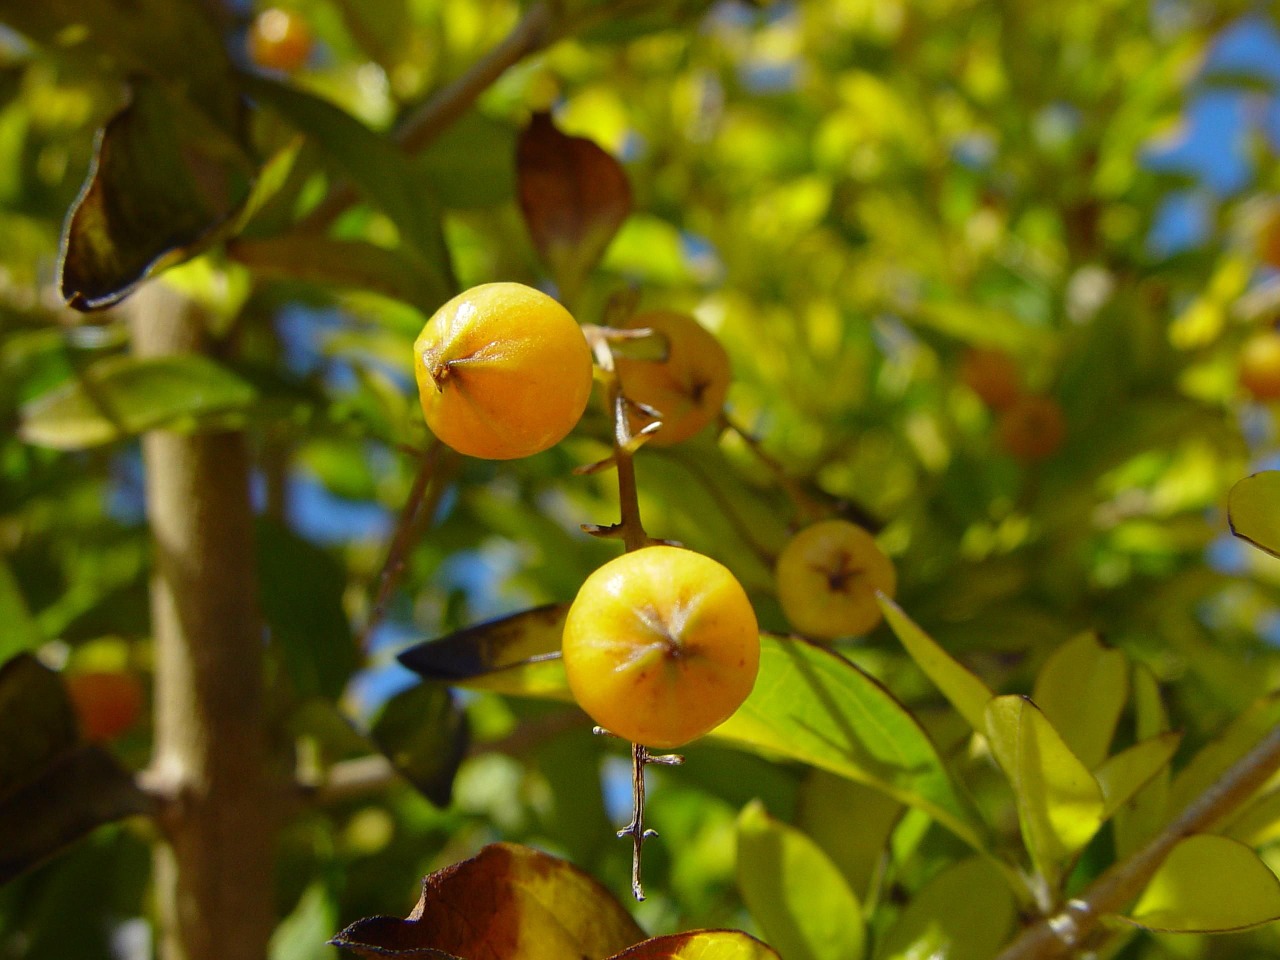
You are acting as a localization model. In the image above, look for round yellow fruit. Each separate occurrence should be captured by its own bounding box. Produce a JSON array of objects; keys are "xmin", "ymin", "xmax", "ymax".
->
[
  {"xmin": 247, "ymin": 8, "xmax": 314, "ymax": 73},
  {"xmin": 1239, "ymin": 330, "xmax": 1280, "ymax": 401},
  {"xmin": 614, "ymin": 311, "xmax": 731, "ymax": 446},
  {"xmin": 562, "ymin": 546, "xmax": 759, "ymax": 749},
  {"xmin": 413, "ymin": 283, "xmax": 593, "ymax": 460},
  {"xmin": 775, "ymin": 520, "xmax": 896, "ymax": 640}
]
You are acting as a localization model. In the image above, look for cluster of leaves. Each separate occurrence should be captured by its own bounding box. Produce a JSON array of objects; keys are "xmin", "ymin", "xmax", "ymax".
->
[{"xmin": 4, "ymin": 0, "xmax": 1280, "ymax": 958}]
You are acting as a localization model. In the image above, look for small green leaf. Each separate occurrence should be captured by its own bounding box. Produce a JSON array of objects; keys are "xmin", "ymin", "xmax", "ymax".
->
[
  {"xmin": 1122, "ymin": 835, "xmax": 1280, "ymax": 933},
  {"xmin": 1228, "ymin": 471, "xmax": 1280, "ymax": 558},
  {"xmin": 1032, "ymin": 632, "xmax": 1128, "ymax": 769},
  {"xmin": 331, "ymin": 842, "xmax": 644, "ymax": 960},
  {"xmin": 228, "ymin": 235, "xmax": 449, "ymax": 308},
  {"xmin": 607, "ymin": 930, "xmax": 782, "ymax": 959},
  {"xmin": 370, "ymin": 683, "xmax": 468, "ymax": 808},
  {"xmin": 255, "ymin": 519, "xmax": 357, "ymax": 701},
  {"xmin": 1226, "ymin": 787, "xmax": 1280, "ymax": 848},
  {"xmin": 878, "ymin": 595, "xmax": 992, "ymax": 733},
  {"xmin": 877, "ymin": 857, "xmax": 1017, "ymax": 960},
  {"xmin": 19, "ymin": 354, "xmax": 257, "ymax": 450},
  {"xmin": 736, "ymin": 800, "xmax": 864, "ymax": 960},
  {"xmin": 59, "ymin": 77, "xmax": 254, "ymax": 310},
  {"xmin": 0, "ymin": 560, "xmax": 43, "ymax": 663},
  {"xmin": 795, "ymin": 771, "xmax": 902, "ymax": 903},
  {"xmin": 984, "ymin": 695, "xmax": 1104, "ymax": 886},
  {"xmin": 1094, "ymin": 732, "xmax": 1181, "ymax": 821}
]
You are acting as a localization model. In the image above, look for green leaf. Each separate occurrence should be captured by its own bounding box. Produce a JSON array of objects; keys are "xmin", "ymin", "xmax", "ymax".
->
[
  {"xmin": 414, "ymin": 111, "xmax": 516, "ymax": 209},
  {"xmin": 398, "ymin": 608, "xmax": 986, "ymax": 849},
  {"xmin": 1228, "ymin": 471, "xmax": 1280, "ymax": 558},
  {"xmin": 271, "ymin": 882, "xmax": 339, "ymax": 960},
  {"xmin": 878, "ymin": 596, "xmax": 992, "ymax": 733},
  {"xmin": 331, "ymin": 842, "xmax": 644, "ymax": 959},
  {"xmin": 255, "ymin": 519, "xmax": 358, "ymax": 701},
  {"xmin": 795, "ymin": 771, "xmax": 902, "ymax": 903},
  {"xmin": 59, "ymin": 77, "xmax": 254, "ymax": 310},
  {"xmin": 0, "ymin": 0, "xmax": 239, "ymax": 130},
  {"xmin": 1169, "ymin": 692, "xmax": 1280, "ymax": 822},
  {"xmin": 736, "ymin": 800, "xmax": 864, "ymax": 960},
  {"xmin": 718, "ymin": 640, "xmax": 985, "ymax": 850},
  {"xmin": 241, "ymin": 74, "xmax": 451, "ymax": 274},
  {"xmin": 370, "ymin": 682, "xmax": 468, "ymax": 808},
  {"xmin": 1114, "ymin": 664, "xmax": 1172, "ymax": 856},
  {"xmin": 1032, "ymin": 632, "xmax": 1128, "ymax": 769},
  {"xmin": 228, "ymin": 235, "xmax": 449, "ymax": 308},
  {"xmin": 984, "ymin": 695, "xmax": 1104, "ymax": 886},
  {"xmin": 1094, "ymin": 732, "xmax": 1181, "ymax": 821},
  {"xmin": 0, "ymin": 559, "xmax": 43, "ymax": 663},
  {"xmin": 1122, "ymin": 835, "xmax": 1280, "ymax": 933},
  {"xmin": 607, "ymin": 930, "xmax": 782, "ymax": 959},
  {"xmin": 876, "ymin": 857, "xmax": 1017, "ymax": 960},
  {"xmin": 20, "ymin": 354, "xmax": 257, "ymax": 450}
]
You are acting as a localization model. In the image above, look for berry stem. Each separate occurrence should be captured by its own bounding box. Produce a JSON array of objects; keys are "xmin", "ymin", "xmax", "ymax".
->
[{"xmin": 583, "ymin": 318, "xmax": 679, "ymax": 899}]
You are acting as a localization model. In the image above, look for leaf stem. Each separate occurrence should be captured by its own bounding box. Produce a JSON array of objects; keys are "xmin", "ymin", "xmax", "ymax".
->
[{"xmin": 995, "ymin": 721, "xmax": 1280, "ymax": 960}]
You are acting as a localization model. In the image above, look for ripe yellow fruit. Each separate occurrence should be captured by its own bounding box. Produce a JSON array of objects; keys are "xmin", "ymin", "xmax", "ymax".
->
[
  {"xmin": 413, "ymin": 283, "xmax": 593, "ymax": 460},
  {"xmin": 562, "ymin": 546, "xmax": 759, "ymax": 749},
  {"xmin": 1239, "ymin": 330, "xmax": 1280, "ymax": 401},
  {"xmin": 614, "ymin": 311, "xmax": 731, "ymax": 446},
  {"xmin": 960, "ymin": 347, "xmax": 1022, "ymax": 411},
  {"xmin": 775, "ymin": 520, "xmax": 896, "ymax": 641},
  {"xmin": 997, "ymin": 394, "xmax": 1066, "ymax": 462},
  {"xmin": 247, "ymin": 8, "xmax": 313, "ymax": 73}
]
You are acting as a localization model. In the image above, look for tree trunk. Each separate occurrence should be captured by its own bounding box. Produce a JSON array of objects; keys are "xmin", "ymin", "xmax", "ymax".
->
[{"xmin": 130, "ymin": 283, "xmax": 276, "ymax": 960}]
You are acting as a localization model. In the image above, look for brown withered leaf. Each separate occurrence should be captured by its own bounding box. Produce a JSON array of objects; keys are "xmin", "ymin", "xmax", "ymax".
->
[
  {"xmin": 331, "ymin": 842, "xmax": 644, "ymax": 959},
  {"xmin": 516, "ymin": 112, "xmax": 632, "ymax": 304}
]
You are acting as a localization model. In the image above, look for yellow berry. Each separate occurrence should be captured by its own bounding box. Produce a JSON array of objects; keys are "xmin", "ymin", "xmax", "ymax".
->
[
  {"xmin": 247, "ymin": 8, "xmax": 313, "ymax": 73},
  {"xmin": 413, "ymin": 283, "xmax": 593, "ymax": 460},
  {"xmin": 562, "ymin": 546, "xmax": 759, "ymax": 749},
  {"xmin": 66, "ymin": 671, "xmax": 145, "ymax": 743},
  {"xmin": 775, "ymin": 520, "xmax": 896, "ymax": 641},
  {"xmin": 1239, "ymin": 330, "xmax": 1280, "ymax": 401},
  {"xmin": 614, "ymin": 311, "xmax": 731, "ymax": 446}
]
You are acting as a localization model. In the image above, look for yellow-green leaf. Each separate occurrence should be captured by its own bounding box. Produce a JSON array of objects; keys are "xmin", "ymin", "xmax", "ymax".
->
[
  {"xmin": 1032, "ymin": 632, "xmax": 1128, "ymax": 769},
  {"xmin": 1094, "ymin": 732, "xmax": 1181, "ymax": 821},
  {"xmin": 607, "ymin": 930, "xmax": 781, "ymax": 959},
  {"xmin": 878, "ymin": 596, "xmax": 992, "ymax": 733},
  {"xmin": 0, "ymin": 561, "xmax": 42, "ymax": 663},
  {"xmin": 1122, "ymin": 835, "xmax": 1280, "ymax": 933},
  {"xmin": 331, "ymin": 842, "xmax": 644, "ymax": 959},
  {"xmin": 1113, "ymin": 665, "xmax": 1171, "ymax": 857},
  {"xmin": 736, "ymin": 800, "xmax": 864, "ymax": 960},
  {"xmin": 1228, "ymin": 471, "xmax": 1280, "ymax": 558},
  {"xmin": 985, "ymin": 696, "xmax": 1104, "ymax": 886},
  {"xmin": 1225, "ymin": 788, "xmax": 1280, "ymax": 848},
  {"xmin": 877, "ymin": 858, "xmax": 1016, "ymax": 960},
  {"xmin": 795, "ymin": 771, "xmax": 902, "ymax": 903},
  {"xmin": 20, "ymin": 354, "xmax": 256, "ymax": 450}
]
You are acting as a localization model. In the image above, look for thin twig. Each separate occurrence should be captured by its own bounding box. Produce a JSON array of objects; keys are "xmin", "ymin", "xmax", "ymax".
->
[
  {"xmin": 299, "ymin": 2, "xmax": 557, "ymax": 234},
  {"xmin": 358, "ymin": 440, "xmax": 452, "ymax": 653},
  {"xmin": 995, "ymin": 721, "xmax": 1280, "ymax": 960}
]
